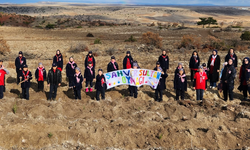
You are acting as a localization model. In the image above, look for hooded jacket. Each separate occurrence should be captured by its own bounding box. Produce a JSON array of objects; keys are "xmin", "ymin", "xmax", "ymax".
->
[
  {"xmin": 225, "ymin": 50, "xmax": 238, "ymax": 68},
  {"xmin": 221, "ymin": 63, "xmax": 236, "ymax": 87}
]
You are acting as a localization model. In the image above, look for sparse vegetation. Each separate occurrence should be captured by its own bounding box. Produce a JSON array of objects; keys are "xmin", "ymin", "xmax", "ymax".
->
[
  {"xmin": 179, "ymin": 35, "xmax": 202, "ymax": 50},
  {"xmin": 45, "ymin": 23, "xmax": 56, "ymax": 29},
  {"xmin": 69, "ymin": 43, "xmax": 89, "ymax": 53},
  {"xmin": 0, "ymin": 38, "xmax": 10, "ymax": 55},
  {"xmin": 157, "ymin": 133, "xmax": 163, "ymax": 139},
  {"xmin": 48, "ymin": 133, "xmax": 53, "ymax": 138},
  {"xmin": 240, "ymin": 31, "xmax": 250, "ymax": 41},
  {"xmin": 125, "ymin": 35, "xmax": 137, "ymax": 42},
  {"xmin": 141, "ymin": 32, "xmax": 162, "ymax": 48},
  {"xmin": 197, "ymin": 17, "xmax": 217, "ymax": 28},
  {"xmin": 13, "ymin": 103, "xmax": 17, "ymax": 114},
  {"xmin": 94, "ymin": 38, "xmax": 101, "ymax": 44}
]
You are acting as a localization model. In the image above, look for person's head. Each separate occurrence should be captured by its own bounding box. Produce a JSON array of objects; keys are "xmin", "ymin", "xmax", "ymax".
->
[
  {"xmin": 23, "ymin": 65, "xmax": 28, "ymax": 71},
  {"xmin": 228, "ymin": 59, "xmax": 233, "ymax": 65},
  {"xmin": 193, "ymin": 51, "xmax": 198, "ymax": 56},
  {"xmin": 111, "ymin": 56, "xmax": 115, "ymax": 62},
  {"xmin": 75, "ymin": 67, "xmax": 81, "ymax": 74},
  {"xmin": 98, "ymin": 69, "xmax": 103, "ymax": 75},
  {"xmin": 69, "ymin": 57, "xmax": 73, "ymax": 62},
  {"xmin": 198, "ymin": 66, "xmax": 203, "ymax": 72},
  {"xmin": 202, "ymin": 63, "xmax": 206, "ymax": 68},
  {"xmin": 229, "ymin": 48, "xmax": 234, "ymax": 54},
  {"xmin": 38, "ymin": 62, "xmax": 43, "ymax": 68},
  {"xmin": 162, "ymin": 50, "xmax": 166, "ymax": 55},
  {"xmin": 244, "ymin": 58, "xmax": 249, "ymax": 65},
  {"xmin": 156, "ymin": 61, "xmax": 160, "ymax": 67},
  {"xmin": 178, "ymin": 62, "xmax": 183, "ymax": 68},
  {"xmin": 212, "ymin": 50, "xmax": 217, "ymax": 55},
  {"xmin": 179, "ymin": 68, "xmax": 184, "ymax": 75},
  {"xmin": 52, "ymin": 63, "xmax": 57, "ymax": 70},
  {"xmin": 133, "ymin": 61, "xmax": 138, "ymax": 69},
  {"xmin": 88, "ymin": 61, "xmax": 92, "ymax": 67},
  {"xmin": 0, "ymin": 60, "xmax": 3, "ymax": 66},
  {"xmin": 56, "ymin": 50, "xmax": 60, "ymax": 55},
  {"xmin": 126, "ymin": 51, "xmax": 130, "ymax": 56},
  {"xmin": 88, "ymin": 51, "xmax": 92, "ymax": 56},
  {"xmin": 19, "ymin": 51, "xmax": 23, "ymax": 57}
]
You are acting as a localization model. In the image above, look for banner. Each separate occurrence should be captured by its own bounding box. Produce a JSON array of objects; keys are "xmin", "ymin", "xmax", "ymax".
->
[{"xmin": 104, "ymin": 69, "xmax": 161, "ymax": 89}]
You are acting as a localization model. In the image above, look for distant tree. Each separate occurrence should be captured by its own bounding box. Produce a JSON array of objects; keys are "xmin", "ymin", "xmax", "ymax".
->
[
  {"xmin": 197, "ymin": 18, "xmax": 208, "ymax": 28},
  {"xmin": 240, "ymin": 31, "xmax": 250, "ymax": 41}
]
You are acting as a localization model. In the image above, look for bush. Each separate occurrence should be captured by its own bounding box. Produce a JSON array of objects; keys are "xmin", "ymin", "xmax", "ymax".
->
[
  {"xmin": 106, "ymin": 47, "xmax": 118, "ymax": 56},
  {"xmin": 240, "ymin": 31, "xmax": 250, "ymax": 41},
  {"xmin": 208, "ymin": 35, "xmax": 225, "ymax": 50},
  {"xmin": 125, "ymin": 35, "xmax": 137, "ymax": 42},
  {"xmin": 69, "ymin": 43, "xmax": 89, "ymax": 53},
  {"xmin": 0, "ymin": 38, "xmax": 10, "ymax": 55},
  {"xmin": 141, "ymin": 32, "xmax": 162, "ymax": 48},
  {"xmin": 86, "ymin": 33, "xmax": 94, "ymax": 37},
  {"xmin": 45, "ymin": 23, "xmax": 56, "ymax": 29},
  {"xmin": 179, "ymin": 35, "xmax": 202, "ymax": 50},
  {"xmin": 94, "ymin": 38, "xmax": 101, "ymax": 44}
]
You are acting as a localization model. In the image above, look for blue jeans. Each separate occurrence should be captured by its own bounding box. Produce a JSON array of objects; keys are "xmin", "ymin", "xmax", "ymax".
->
[
  {"xmin": 0, "ymin": 86, "xmax": 3, "ymax": 99},
  {"xmin": 210, "ymin": 82, "xmax": 216, "ymax": 87},
  {"xmin": 22, "ymin": 87, "xmax": 29, "ymax": 100},
  {"xmin": 49, "ymin": 84, "xmax": 58, "ymax": 100},
  {"xmin": 196, "ymin": 89, "xmax": 204, "ymax": 100}
]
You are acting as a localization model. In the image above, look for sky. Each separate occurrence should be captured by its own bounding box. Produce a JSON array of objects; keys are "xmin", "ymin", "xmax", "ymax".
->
[{"xmin": 0, "ymin": 0, "xmax": 250, "ymax": 6}]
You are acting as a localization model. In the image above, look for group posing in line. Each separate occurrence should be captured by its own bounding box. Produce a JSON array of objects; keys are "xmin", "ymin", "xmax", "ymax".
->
[{"xmin": 0, "ymin": 48, "xmax": 249, "ymax": 102}]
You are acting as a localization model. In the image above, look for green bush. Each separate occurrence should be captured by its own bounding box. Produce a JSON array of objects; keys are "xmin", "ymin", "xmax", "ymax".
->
[
  {"xmin": 45, "ymin": 23, "xmax": 55, "ymax": 29},
  {"xmin": 125, "ymin": 35, "xmax": 137, "ymax": 42},
  {"xmin": 94, "ymin": 38, "xmax": 101, "ymax": 44},
  {"xmin": 240, "ymin": 31, "xmax": 250, "ymax": 41}
]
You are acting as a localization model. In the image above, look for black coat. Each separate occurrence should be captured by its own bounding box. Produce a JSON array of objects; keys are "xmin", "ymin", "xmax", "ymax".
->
[
  {"xmin": 107, "ymin": 62, "xmax": 119, "ymax": 72},
  {"xmin": 20, "ymin": 70, "xmax": 32, "ymax": 88},
  {"xmin": 66, "ymin": 62, "xmax": 77, "ymax": 77},
  {"xmin": 221, "ymin": 65, "xmax": 236, "ymax": 87},
  {"xmin": 85, "ymin": 55, "xmax": 96, "ymax": 68},
  {"xmin": 207, "ymin": 55, "xmax": 221, "ymax": 82},
  {"xmin": 35, "ymin": 68, "xmax": 46, "ymax": 81},
  {"xmin": 84, "ymin": 67, "xmax": 95, "ymax": 81},
  {"xmin": 15, "ymin": 57, "xmax": 26, "ymax": 71},
  {"xmin": 240, "ymin": 63, "xmax": 250, "ymax": 85},
  {"xmin": 158, "ymin": 55, "xmax": 169, "ymax": 70},
  {"xmin": 95, "ymin": 74, "xmax": 106, "ymax": 90},
  {"xmin": 53, "ymin": 54, "xmax": 63, "ymax": 69},
  {"xmin": 73, "ymin": 73, "xmax": 83, "ymax": 90},
  {"xmin": 153, "ymin": 67, "xmax": 168, "ymax": 90},
  {"xmin": 174, "ymin": 74, "xmax": 187, "ymax": 91},
  {"xmin": 174, "ymin": 67, "xmax": 185, "ymax": 76},
  {"xmin": 123, "ymin": 56, "xmax": 133, "ymax": 69},
  {"xmin": 189, "ymin": 56, "xmax": 200, "ymax": 69},
  {"xmin": 225, "ymin": 53, "xmax": 238, "ymax": 68},
  {"xmin": 47, "ymin": 69, "xmax": 62, "ymax": 85}
]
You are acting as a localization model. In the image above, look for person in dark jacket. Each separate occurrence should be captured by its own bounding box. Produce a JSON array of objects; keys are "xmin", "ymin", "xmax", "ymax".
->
[
  {"xmin": 47, "ymin": 63, "xmax": 62, "ymax": 101},
  {"xmin": 239, "ymin": 57, "xmax": 250, "ymax": 100},
  {"xmin": 15, "ymin": 51, "xmax": 26, "ymax": 84},
  {"xmin": 66, "ymin": 57, "xmax": 77, "ymax": 89},
  {"xmin": 84, "ymin": 61, "xmax": 95, "ymax": 92},
  {"xmin": 225, "ymin": 48, "xmax": 237, "ymax": 69},
  {"xmin": 207, "ymin": 50, "xmax": 221, "ymax": 89},
  {"xmin": 35, "ymin": 63, "xmax": 46, "ymax": 92},
  {"xmin": 221, "ymin": 58, "xmax": 236, "ymax": 101},
  {"xmin": 129, "ymin": 61, "xmax": 140, "ymax": 98},
  {"xmin": 154, "ymin": 62, "xmax": 168, "ymax": 102},
  {"xmin": 73, "ymin": 67, "xmax": 83, "ymax": 100},
  {"xmin": 0, "ymin": 60, "xmax": 6, "ymax": 92},
  {"xmin": 95, "ymin": 69, "xmax": 106, "ymax": 101},
  {"xmin": 53, "ymin": 50, "xmax": 63, "ymax": 72},
  {"xmin": 85, "ymin": 51, "xmax": 96, "ymax": 69},
  {"xmin": 107, "ymin": 56, "xmax": 119, "ymax": 72},
  {"xmin": 0, "ymin": 64, "xmax": 9, "ymax": 99},
  {"xmin": 174, "ymin": 68, "xmax": 187, "ymax": 100},
  {"xmin": 158, "ymin": 50, "xmax": 169, "ymax": 73},
  {"xmin": 174, "ymin": 63, "xmax": 185, "ymax": 76},
  {"xmin": 189, "ymin": 51, "xmax": 200, "ymax": 82},
  {"xmin": 123, "ymin": 51, "xmax": 133, "ymax": 69},
  {"xmin": 20, "ymin": 65, "xmax": 32, "ymax": 100}
]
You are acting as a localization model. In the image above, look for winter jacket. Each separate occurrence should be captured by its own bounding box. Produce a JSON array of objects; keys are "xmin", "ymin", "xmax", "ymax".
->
[
  {"xmin": 174, "ymin": 67, "xmax": 186, "ymax": 76},
  {"xmin": 66, "ymin": 62, "xmax": 77, "ymax": 77},
  {"xmin": 239, "ymin": 57, "xmax": 250, "ymax": 86},
  {"xmin": 154, "ymin": 67, "xmax": 168, "ymax": 90},
  {"xmin": 221, "ymin": 64, "xmax": 236, "ymax": 87},
  {"xmin": 20, "ymin": 70, "xmax": 32, "ymax": 89},
  {"xmin": 189, "ymin": 55, "xmax": 200, "ymax": 70},
  {"xmin": 84, "ymin": 67, "xmax": 95, "ymax": 81},
  {"xmin": 15, "ymin": 56, "xmax": 26, "ymax": 71},
  {"xmin": 53, "ymin": 54, "xmax": 63, "ymax": 69},
  {"xmin": 107, "ymin": 62, "xmax": 119, "ymax": 72},
  {"xmin": 225, "ymin": 52, "xmax": 238, "ymax": 68},
  {"xmin": 174, "ymin": 73, "xmax": 187, "ymax": 91},
  {"xmin": 85, "ymin": 55, "xmax": 96, "ymax": 68},
  {"xmin": 35, "ymin": 67, "xmax": 46, "ymax": 82},
  {"xmin": 0, "ymin": 69, "xmax": 9, "ymax": 86},
  {"xmin": 123, "ymin": 55, "xmax": 133, "ymax": 69},
  {"xmin": 47, "ymin": 68, "xmax": 62, "ymax": 85},
  {"xmin": 207, "ymin": 55, "xmax": 221, "ymax": 82},
  {"xmin": 95, "ymin": 74, "xmax": 106, "ymax": 91},
  {"xmin": 193, "ymin": 71, "xmax": 208, "ymax": 90},
  {"xmin": 158, "ymin": 54, "xmax": 169, "ymax": 70},
  {"xmin": 73, "ymin": 73, "xmax": 83, "ymax": 90}
]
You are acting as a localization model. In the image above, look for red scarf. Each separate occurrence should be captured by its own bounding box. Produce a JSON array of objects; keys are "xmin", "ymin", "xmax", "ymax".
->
[
  {"xmin": 22, "ymin": 71, "xmax": 30, "ymax": 80},
  {"xmin": 55, "ymin": 54, "xmax": 61, "ymax": 62},
  {"xmin": 162, "ymin": 55, "xmax": 166, "ymax": 59},
  {"xmin": 19, "ymin": 57, "xmax": 23, "ymax": 65},
  {"xmin": 38, "ymin": 67, "xmax": 44, "ymax": 81},
  {"xmin": 126, "ymin": 58, "xmax": 131, "ymax": 69},
  {"xmin": 87, "ymin": 66, "xmax": 93, "ymax": 75},
  {"xmin": 101, "ymin": 77, "xmax": 105, "ymax": 87}
]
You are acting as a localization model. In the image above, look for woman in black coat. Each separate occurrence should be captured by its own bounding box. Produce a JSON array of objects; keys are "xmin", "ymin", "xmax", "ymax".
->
[
  {"xmin": 107, "ymin": 56, "xmax": 119, "ymax": 72},
  {"xmin": 84, "ymin": 51, "xmax": 96, "ymax": 69},
  {"xmin": 174, "ymin": 68, "xmax": 187, "ymax": 100},
  {"xmin": 225, "ymin": 48, "xmax": 237, "ymax": 69},
  {"xmin": 66, "ymin": 57, "xmax": 78, "ymax": 89},
  {"xmin": 207, "ymin": 50, "xmax": 221, "ymax": 89},
  {"xmin": 189, "ymin": 51, "xmax": 200, "ymax": 82},
  {"xmin": 158, "ymin": 50, "xmax": 169, "ymax": 73},
  {"xmin": 174, "ymin": 63, "xmax": 185, "ymax": 77},
  {"xmin": 95, "ymin": 69, "xmax": 106, "ymax": 101},
  {"xmin": 53, "ymin": 50, "xmax": 63, "ymax": 72},
  {"xmin": 123, "ymin": 51, "xmax": 133, "ymax": 69},
  {"xmin": 221, "ymin": 58, "xmax": 236, "ymax": 101},
  {"xmin": 239, "ymin": 57, "xmax": 250, "ymax": 100},
  {"xmin": 154, "ymin": 62, "xmax": 168, "ymax": 102}
]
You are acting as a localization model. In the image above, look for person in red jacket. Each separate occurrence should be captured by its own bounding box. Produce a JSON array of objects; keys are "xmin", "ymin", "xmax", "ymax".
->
[
  {"xmin": 193, "ymin": 66, "xmax": 208, "ymax": 101},
  {"xmin": 0, "ymin": 62, "xmax": 9, "ymax": 99},
  {"xmin": 35, "ymin": 63, "xmax": 46, "ymax": 92}
]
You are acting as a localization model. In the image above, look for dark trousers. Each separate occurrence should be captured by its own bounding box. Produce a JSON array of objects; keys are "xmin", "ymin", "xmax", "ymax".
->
[
  {"xmin": 96, "ymin": 88, "xmax": 105, "ymax": 101},
  {"xmin": 176, "ymin": 89, "xmax": 185, "ymax": 100},
  {"xmin": 3, "ymin": 76, "xmax": 5, "ymax": 92},
  {"xmin": 0, "ymin": 86, "xmax": 3, "ymax": 99},
  {"xmin": 68, "ymin": 76, "xmax": 74, "ymax": 88},
  {"xmin": 223, "ymin": 85, "xmax": 234, "ymax": 101},
  {"xmin": 38, "ymin": 81, "xmax": 44, "ymax": 91},
  {"xmin": 129, "ymin": 86, "xmax": 138, "ymax": 98},
  {"xmin": 196, "ymin": 89, "xmax": 204, "ymax": 100},
  {"xmin": 86, "ymin": 80, "xmax": 93, "ymax": 88},
  {"xmin": 155, "ymin": 89, "xmax": 163, "ymax": 101},
  {"xmin": 16, "ymin": 69, "xmax": 22, "ymax": 84},
  {"xmin": 210, "ymin": 81, "xmax": 216, "ymax": 87},
  {"xmin": 190, "ymin": 70, "xmax": 196, "ymax": 82},
  {"xmin": 22, "ymin": 87, "xmax": 29, "ymax": 100},
  {"xmin": 163, "ymin": 68, "xmax": 167, "ymax": 74},
  {"xmin": 242, "ymin": 85, "xmax": 250, "ymax": 98},
  {"xmin": 74, "ymin": 89, "xmax": 81, "ymax": 100},
  {"xmin": 49, "ymin": 84, "xmax": 58, "ymax": 100}
]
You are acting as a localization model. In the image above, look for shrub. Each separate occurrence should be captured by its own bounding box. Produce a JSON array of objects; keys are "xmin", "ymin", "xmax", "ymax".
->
[
  {"xmin": 48, "ymin": 133, "xmax": 53, "ymax": 138},
  {"xmin": 106, "ymin": 47, "xmax": 117, "ymax": 56},
  {"xmin": 69, "ymin": 43, "xmax": 89, "ymax": 53},
  {"xmin": 179, "ymin": 35, "xmax": 202, "ymax": 50},
  {"xmin": 86, "ymin": 33, "xmax": 94, "ymax": 37},
  {"xmin": 208, "ymin": 35, "xmax": 225, "ymax": 50},
  {"xmin": 45, "ymin": 23, "xmax": 55, "ymax": 29},
  {"xmin": 141, "ymin": 32, "xmax": 162, "ymax": 48},
  {"xmin": 125, "ymin": 35, "xmax": 137, "ymax": 42},
  {"xmin": 0, "ymin": 38, "xmax": 10, "ymax": 55},
  {"xmin": 94, "ymin": 38, "xmax": 101, "ymax": 44},
  {"xmin": 240, "ymin": 31, "xmax": 250, "ymax": 41},
  {"xmin": 236, "ymin": 45, "xmax": 248, "ymax": 51}
]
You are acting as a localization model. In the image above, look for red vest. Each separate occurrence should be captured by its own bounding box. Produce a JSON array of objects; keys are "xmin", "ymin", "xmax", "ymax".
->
[{"xmin": 0, "ymin": 70, "xmax": 6, "ymax": 86}]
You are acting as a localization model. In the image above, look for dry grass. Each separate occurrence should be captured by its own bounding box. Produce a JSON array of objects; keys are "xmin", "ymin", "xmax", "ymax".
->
[
  {"xmin": 141, "ymin": 31, "xmax": 162, "ymax": 48},
  {"xmin": 0, "ymin": 38, "xmax": 10, "ymax": 55}
]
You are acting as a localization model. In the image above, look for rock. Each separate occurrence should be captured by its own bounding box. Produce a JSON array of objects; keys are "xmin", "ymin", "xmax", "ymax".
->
[
  {"xmin": 187, "ymin": 129, "xmax": 196, "ymax": 136},
  {"xmin": 182, "ymin": 116, "xmax": 188, "ymax": 121}
]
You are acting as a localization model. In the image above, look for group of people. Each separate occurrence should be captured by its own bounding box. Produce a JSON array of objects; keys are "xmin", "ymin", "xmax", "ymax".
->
[{"xmin": 0, "ymin": 48, "xmax": 249, "ymax": 102}]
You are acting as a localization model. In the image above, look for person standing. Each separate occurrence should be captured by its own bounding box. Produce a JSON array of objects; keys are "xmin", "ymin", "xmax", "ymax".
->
[
  {"xmin": 20, "ymin": 65, "xmax": 32, "ymax": 100},
  {"xmin": 73, "ymin": 67, "xmax": 83, "ymax": 100},
  {"xmin": 154, "ymin": 62, "xmax": 168, "ymax": 102},
  {"xmin": 174, "ymin": 62, "xmax": 185, "ymax": 77},
  {"xmin": 158, "ymin": 50, "xmax": 169, "ymax": 73},
  {"xmin": 53, "ymin": 50, "xmax": 63, "ymax": 72},
  {"xmin": 84, "ymin": 61, "xmax": 95, "ymax": 92},
  {"xmin": 189, "ymin": 51, "xmax": 200, "ymax": 82},
  {"xmin": 35, "ymin": 63, "xmax": 46, "ymax": 92},
  {"xmin": 129, "ymin": 61, "xmax": 140, "ymax": 98},
  {"xmin": 66, "ymin": 57, "xmax": 77, "ymax": 89},
  {"xmin": 85, "ymin": 51, "xmax": 96, "ymax": 69},
  {"xmin": 15, "ymin": 51, "xmax": 26, "ymax": 84},
  {"xmin": 123, "ymin": 51, "xmax": 133, "ymax": 69},
  {"xmin": 95, "ymin": 69, "xmax": 106, "ymax": 101},
  {"xmin": 107, "ymin": 56, "xmax": 119, "ymax": 72},
  {"xmin": 0, "ymin": 60, "xmax": 6, "ymax": 92},
  {"xmin": 0, "ymin": 64, "xmax": 9, "ymax": 99},
  {"xmin": 239, "ymin": 57, "xmax": 250, "ymax": 100},
  {"xmin": 193, "ymin": 66, "xmax": 208, "ymax": 101},
  {"xmin": 225, "ymin": 48, "xmax": 237, "ymax": 70},
  {"xmin": 174, "ymin": 68, "xmax": 187, "ymax": 100},
  {"xmin": 47, "ymin": 63, "xmax": 62, "ymax": 101},
  {"xmin": 207, "ymin": 50, "xmax": 221, "ymax": 89},
  {"xmin": 221, "ymin": 59, "xmax": 236, "ymax": 101}
]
